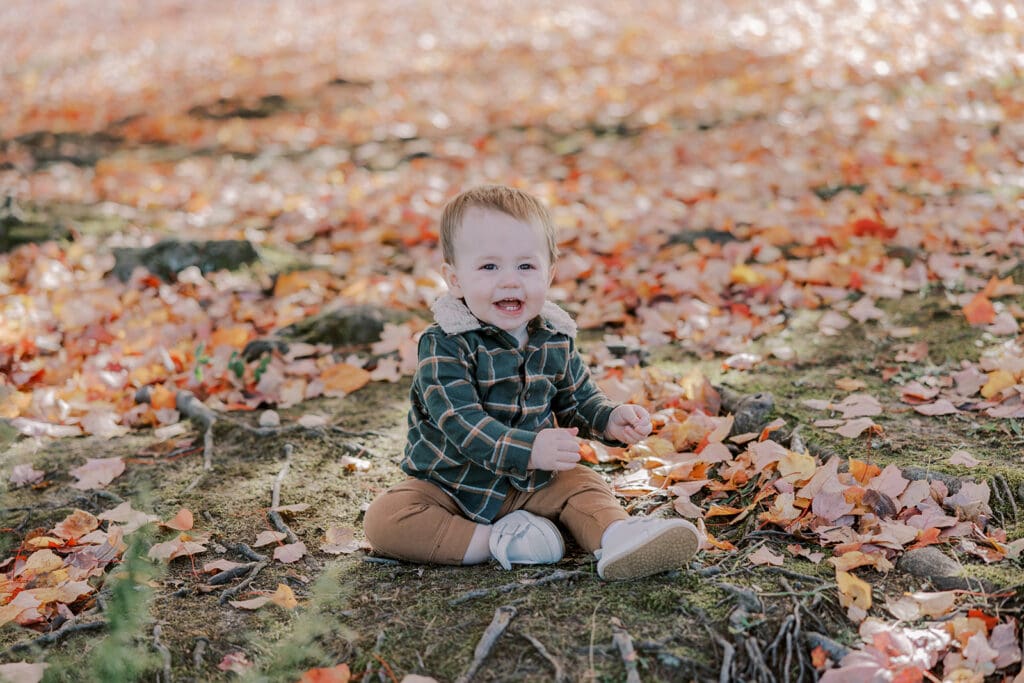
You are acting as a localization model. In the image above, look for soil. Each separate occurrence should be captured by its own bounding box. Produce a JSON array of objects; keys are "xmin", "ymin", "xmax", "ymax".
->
[{"xmin": 3, "ymin": 293, "xmax": 1022, "ymax": 682}]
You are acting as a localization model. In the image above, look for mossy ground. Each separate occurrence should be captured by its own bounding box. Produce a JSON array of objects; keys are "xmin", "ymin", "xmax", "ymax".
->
[{"xmin": 2, "ymin": 294, "xmax": 1023, "ymax": 682}]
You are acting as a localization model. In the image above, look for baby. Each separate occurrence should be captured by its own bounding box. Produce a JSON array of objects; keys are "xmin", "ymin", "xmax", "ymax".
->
[{"xmin": 364, "ymin": 185, "xmax": 700, "ymax": 579}]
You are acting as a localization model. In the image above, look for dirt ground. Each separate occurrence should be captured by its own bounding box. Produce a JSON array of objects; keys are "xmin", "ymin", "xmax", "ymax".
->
[{"xmin": 2, "ymin": 290, "xmax": 1022, "ymax": 682}]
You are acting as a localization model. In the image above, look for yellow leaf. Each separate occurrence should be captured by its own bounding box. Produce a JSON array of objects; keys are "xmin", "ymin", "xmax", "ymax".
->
[
  {"xmin": 980, "ymin": 369, "xmax": 1015, "ymax": 399},
  {"xmin": 836, "ymin": 570, "xmax": 872, "ymax": 610},
  {"xmin": 730, "ymin": 264, "xmax": 765, "ymax": 286},
  {"xmin": 777, "ymin": 450, "xmax": 817, "ymax": 485},
  {"xmin": 270, "ymin": 583, "xmax": 298, "ymax": 610}
]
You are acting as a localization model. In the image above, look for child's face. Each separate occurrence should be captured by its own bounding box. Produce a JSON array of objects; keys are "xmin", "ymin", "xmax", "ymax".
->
[{"xmin": 441, "ymin": 207, "xmax": 554, "ymax": 339}]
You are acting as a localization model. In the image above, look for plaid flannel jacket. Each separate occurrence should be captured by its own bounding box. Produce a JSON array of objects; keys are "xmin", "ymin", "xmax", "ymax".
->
[{"xmin": 402, "ymin": 294, "xmax": 620, "ymax": 523}]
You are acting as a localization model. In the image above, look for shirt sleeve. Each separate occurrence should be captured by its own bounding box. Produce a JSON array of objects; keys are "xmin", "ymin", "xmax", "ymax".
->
[
  {"xmin": 552, "ymin": 338, "xmax": 620, "ymax": 443},
  {"xmin": 415, "ymin": 331, "xmax": 536, "ymax": 477}
]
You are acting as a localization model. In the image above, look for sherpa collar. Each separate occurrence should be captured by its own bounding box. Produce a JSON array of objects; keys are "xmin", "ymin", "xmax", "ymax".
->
[{"xmin": 431, "ymin": 294, "xmax": 578, "ymax": 338}]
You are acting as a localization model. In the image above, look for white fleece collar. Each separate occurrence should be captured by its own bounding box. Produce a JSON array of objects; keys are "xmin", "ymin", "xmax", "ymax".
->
[{"xmin": 430, "ymin": 293, "xmax": 578, "ymax": 338}]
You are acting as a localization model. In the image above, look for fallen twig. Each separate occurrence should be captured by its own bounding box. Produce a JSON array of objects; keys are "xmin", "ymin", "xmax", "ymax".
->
[
  {"xmin": 207, "ymin": 562, "xmax": 258, "ymax": 586},
  {"xmin": 231, "ymin": 543, "xmax": 268, "ymax": 562},
  {"xmin": 456, "ymin": 605, "xmax": 517, "ymax": 683},
  {"xmin": 448, "ymin": 569, "xmax": 584, "ymax": 605},
  {"xmin": 153, "ymin": 624, "xmax": 172, "ymax": 682},
  {"xmin": 519, "ymin": 631, "xmax": 566, "ymax": 683},
  {"xmin": 610, "ymin": 617, "xmax": 642, "ymax": 683},
  {"xmin": 218, "ymin": 560, "xmax": 270, "ymax": 605},
  {"xmin": 192, "ymin": 636, "xmax": 208, "ymax": 670},
  {"xmin": 5, "ymin": 619, "xmax": 107, "ymax": 656},
  {"xmin": 708, "ymin": 629, "xmax": 735, "ymax": 683},
  {"xmin": 362, "ymin": 556, "xmax": 401, "ymax": 566},
  {"xmin": 268, "ymin": 444, "xmax": 299, "ymax": 544}
]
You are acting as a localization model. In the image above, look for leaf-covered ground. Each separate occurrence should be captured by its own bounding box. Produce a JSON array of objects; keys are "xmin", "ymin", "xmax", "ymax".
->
[{"xmin": 2, "ymin": 1, "xmax": 1024, "ymax": 681}]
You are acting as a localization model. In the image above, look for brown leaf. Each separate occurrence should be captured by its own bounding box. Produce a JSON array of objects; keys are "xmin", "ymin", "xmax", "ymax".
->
[
  {"xmin": 9, "ymin": 463, "xmax": 44, "ymax": 487},
  {"xmin": 321, "ymin": 363, "xmax": 371, "ymax": 396},
  {"xmin": 273, "ymin": 541, "xmax": 307, "ymax": 564},
  {"xmin": 253, "ymin": 530, "xmax": 287, "ymax": 547},
  {"xmin": 51, "ymin": 509, "xmax": 99, "ymax": 540},
  {"xmin": 229, "ymin": 595, "xmax": 270, "ymax": 610},
  {"xmin": 0, "ymin": 662, "xmax": 49, "ymax": 683},
  {"xmin": 748, "ymin": 546, "xmax": 784, "ymax": 566},
  {"xmin": 269, "ymin": 583, "xmax": 298, "ymax": 609},
  {"xmin": 162, "ymin": 508, "xmax": 194, "ymax": 531},
  {"xmin": 69, "ymin": 457, "xmax": 125, "ymax": 490},
  {"xmin": 298, "ymin": 664, "xmax": 352, "ymax": 683},
  {"xmin": 148, "ymin": 535, "xmax": 208, "ymax": 562}
]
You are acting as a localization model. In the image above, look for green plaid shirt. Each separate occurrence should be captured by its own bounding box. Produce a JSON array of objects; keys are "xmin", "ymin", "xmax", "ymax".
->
[{"xmin": 402, "ymin": 295, "xmax": 620, "ymax": 523}]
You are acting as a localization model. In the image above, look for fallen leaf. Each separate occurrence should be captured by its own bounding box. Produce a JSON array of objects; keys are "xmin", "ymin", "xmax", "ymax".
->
[
  {"xmin": 836, "ymin": 570, "xmax": 872, "ymax": 611},
  {"xmin": 269, "ymin": 583, "xmax": 298, "ymax": 609},
  {"xmin": 298, "ymin": 664, "xmax": 352, "ymax": 683},
  {"xmin": 748, "ymin": 546, "xmax": 785, "ymax": 566},
  {"xmin": 51, "ymin": 509, "xmax": 99, "ymax": 540},
  {"xmin": 217, "ymin": 652, "xmax": 254, "ymax": 673},
  {"xmin": 963, "ymin": 292, "xmax": 996, "ymax": 325},
  {"xmin": 340, "ymin": 455, "xmax": 371, "ymax": 472},
  {"xmin": 273, "ymin": 541, "xmax": 307, "ymax": 563},
  {"xmin": 835, "ymin": 418, "xmax": 879, "ymax": 438},
  {"xmin": 835, "ymin": 377, "xmax": 867, "ymax": 392},
  {"xmin": 203, "ymin": 559, "xmax": 247, "ymax": 574},
  {"xmin": 321, "ymin": 527, "xmax": 364, "ymax": 555},
  {"xmin": 148, "ymin": 535, "xmax": 208, "ymax": 562},
  {"xmin": 229, "ymin": 595, "xmax": 271, "ymax": 610},
  {"xmin": 69, "ymin": 457, "xmax": 125, "ymax": 490},
  {"xmin": 254, "ymin": 530, "xmax": 287, "ymax": 547},
  {"xmin": 913, "ymin": 399, "xmax": 960, "ymax": 416},
  {"xmin": 162, "ymin": 508, "xmax": 194, "ymax": 531},
  {"xmin": 9, "ymin": 464, "xmax": 44, "ymax": 487},
  {"xmin": 0, "ymin": 662, "xmax": 49, "ymax": 683},
  {"xmin": 321, "ymin": 363, "xmax": 371, "ymax": 396},
  {"xmin": 886, "ymin": 591, "xmax": 958, "ymax": 620},
  {"xmin": 98, "ymin": 501, "xmax": 158, "ymax": 534},
  {"xmin": 948, "ymin": 450, "xmax": 980, "ymax": 467}
]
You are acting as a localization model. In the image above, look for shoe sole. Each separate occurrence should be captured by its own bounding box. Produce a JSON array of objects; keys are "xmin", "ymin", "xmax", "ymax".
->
[{"xmin": 599, "ymin": 525, "xmax": 699, "ymax": 581}]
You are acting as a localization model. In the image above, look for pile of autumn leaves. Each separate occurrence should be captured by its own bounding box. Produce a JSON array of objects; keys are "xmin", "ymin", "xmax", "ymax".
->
[{"xmin": 588, "ymin": 367, "xmax": 1024, "ymax": 681}]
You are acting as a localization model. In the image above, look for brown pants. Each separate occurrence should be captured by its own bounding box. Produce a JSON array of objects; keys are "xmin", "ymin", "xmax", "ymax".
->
[{"xmin": 363, "ymin": 466, "xmax": 628, "ymax": 565}]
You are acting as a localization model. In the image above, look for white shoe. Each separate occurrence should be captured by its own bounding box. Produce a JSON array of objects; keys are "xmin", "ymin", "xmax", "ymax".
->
[
  {"xmin": 596, "ymin": 518, "xmax": 701, "ymax": 580},
  {"xmin": 489, "ymin": 511, "xmax": 565, "ymax": 570}
]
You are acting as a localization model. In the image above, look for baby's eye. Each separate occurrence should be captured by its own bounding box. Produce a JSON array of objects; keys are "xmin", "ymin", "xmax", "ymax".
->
[
  {"xmin": 480, "ymin": 263, "xmax": 497, "ymax": 271},
  {"xmin": 518, "ymin": 263, "xmax": 535, "ymax": 270}
]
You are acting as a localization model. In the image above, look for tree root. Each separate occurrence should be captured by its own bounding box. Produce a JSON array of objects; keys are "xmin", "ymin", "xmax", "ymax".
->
[
  {"xmin": 455, "ymin": 605, "xmax": 517, "ymax": 683},
  {"xmin": 519, "ymin": 631, "xmax": 566, "ymax": 683},
  {"xmin": 153, "ymin": 624, "xmax": 172, "ymax": 683},
  {"xmin": 4, "ymin": 618, "xmax": 107, "ymax": 656},
  {"xmin": 218, "ymin": 560, "xmax": 270, "ymax": 605}
]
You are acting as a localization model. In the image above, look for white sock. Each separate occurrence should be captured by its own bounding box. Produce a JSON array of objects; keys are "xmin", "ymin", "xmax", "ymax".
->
[
  {"xmin": 600, "ymin": 519, "xmax": 628, "ymax": 550},
  {"xmin": 462, "ymin": 524, "xmax": 493, "ymax": 565}
]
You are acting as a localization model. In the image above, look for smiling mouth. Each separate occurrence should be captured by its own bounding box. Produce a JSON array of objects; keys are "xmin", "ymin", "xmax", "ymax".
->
[{"xmin": 494, "ymin": 298, "xmax": 523, "ymax": 313}]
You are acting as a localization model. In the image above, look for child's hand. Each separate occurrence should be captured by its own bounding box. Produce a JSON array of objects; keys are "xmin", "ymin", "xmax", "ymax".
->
[
  {"xmin": 605, "ymin": 404, "xmax": 652, "ymax": 444},
  {"xmin": 528, "ymin": 427, "xmax": 581, "ymax": 471}
]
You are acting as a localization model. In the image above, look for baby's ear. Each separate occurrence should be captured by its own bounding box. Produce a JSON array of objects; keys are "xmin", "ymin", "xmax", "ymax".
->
[{"xmin": 441, "ymin": 262, "xmax": 463, "ymax": 297}]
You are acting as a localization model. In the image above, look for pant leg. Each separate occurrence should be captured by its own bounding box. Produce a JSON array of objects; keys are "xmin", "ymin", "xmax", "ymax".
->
[
  {"xmin": 363, "ymin": 478, "xmax": 480, "ymax": 565},
  {"xmin": 504, "ymin": 465, "xmax": 627, "ymax": 552}
]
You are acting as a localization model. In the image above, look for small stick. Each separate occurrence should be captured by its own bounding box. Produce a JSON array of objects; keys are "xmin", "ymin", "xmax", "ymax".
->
[
  {"xmin": 520, "ymin": 631, "xmax": 566, "ymax": 683},
  {"xmin": 455, "ymin": 605, "xmax": 518, "ymax": 683},
  {"xmin": 218, "ymin": 560, "xmax": 270, "ymax": 605},
  {"xmin": 207, "ymin": 562, "xmax": 258, "ymax": 585},
  {"xmin": 174, "ymin": 390, "xmax": 217, "ymax": 471},
  {"xmin": 231, "ymin": 543, "xmax": 268, "ymax": 562},
  {"xmin": 709, "ymin": 630, "xmax": 734, "ymax": 683},
  {"xmin": 192, "ymin": 637, "xmax": 208, "ymax": 670},
  {"xmin": 610, "ymin": 618, "xmax": 641, "ymax": 683},
  {"xmin": 362, "ymin": 556, "xmax": 401, "ymax": 566},
  {"xmin": 5, "ymin": 619, "xmax": 107, "ymax": 655},
  {"xmin": 153, "ymin": 624, "xmax": 172, "ymax": 682},
  {"xmin": 268, "ymin": 445, "xmax": 299, "ymax": 544},
  {"xmin": 448, "ymin": 569, "xmax": 584, "ymax": 605}
]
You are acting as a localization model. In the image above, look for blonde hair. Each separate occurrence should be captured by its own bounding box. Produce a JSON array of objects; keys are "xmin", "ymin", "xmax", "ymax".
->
[{"xmin": 440, "ymin": 185, "xmax": 559, "ymax": 265}]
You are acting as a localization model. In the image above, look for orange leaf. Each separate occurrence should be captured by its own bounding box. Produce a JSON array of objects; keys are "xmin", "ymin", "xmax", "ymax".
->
[
  {"xmin": 810, "ymin": 646, "xmax": 829, "ymax": 669},
  {"xmin": 298, "ymin": 664, "xmax": 351, "ymax": 683},
  {"xmin": 704, "ymin": 504, "xmax": 745, "ymax": 518},
  {"xmin": 274, "ymin": 269, "xmax": 333, "ymax": 298},
  {"xmin": 579, "ymin": 442, "xmax": 598, "ymax": 465},
  {"xmin": 908, "ymin": 527, "xmax": 942, "ymax": 550},
  {"xmin": 148, "ymin": 384, "xmax": 177, "ymax": 410},
  {"xmin": 162, "ymin": 508, "xmax": 194, "ymax": 531},
  {"xmin": 967, "ymin": 608, "xmax": 998, "ymax": 632},
  {"xmin": 891, "ymin": 667, "xmax": 924, "ymax": 683},
  {"xmin": 51, "ymin": 509, "xmax": 99, "ymax": 540},
  {"xmin": 321, "ymin": 363, "xmax": 371, "ymax": 395},
  {"xmin": 210, "ymin": 325, "xmax": 253, "ymax": 349},
  {"xmin": 963, "ymin": 292, "xmax": 996, "ymax": 325},
  {"xmin": 848, "ymin": 459, "xmax": 881, "ymax": 484}
]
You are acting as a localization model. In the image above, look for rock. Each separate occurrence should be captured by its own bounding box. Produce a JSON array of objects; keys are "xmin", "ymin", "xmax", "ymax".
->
[
  {"xmin": 243, "ymin": 305, "xmax": 412, "ymax": 359},
  {"xmin": 898, "ymin": 547, "xmax": 961, "ymax": 579},
  {"xmin": 0, "ymin": 197, "xmax": 70, "ymax": 252},
  {"xmin": 110, "ymin": 239, "xmax": 259, "ymax": 282},
  {"xmin": 667, "ymin": 228, "xmax": 736, "ymax": 247},
  {"xmin": 717, "ymin": 385, "xmax": 774, "ymax": 435},
  {"xmin": 901, "ymin": 467, "xmax": 963, "ymax": 495}
]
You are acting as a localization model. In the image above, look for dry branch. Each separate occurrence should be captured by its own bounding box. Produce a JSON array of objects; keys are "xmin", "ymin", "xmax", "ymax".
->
[
  {"xmin": 455, "ymin": 605, "xmax": 518, "ymax": 683},
  {"xmin": 610, "ymin": 617, "xmax": 642, "ymax": 683},
  {"xmin": 218, "ymin": 560, "xmax": 270, "ymax": 605},
  {"xmin": 5, "ymin": 618, "xmax": 107, "ymax": 656},
  {"xmin": 268, "ymin": 444, "xmax": 299, "ymax": 544},
  {"xmin": 153, "ymin": 624, "xmax": 172, "ymax": 683},
  {"xmin": 519, "ymin": 631, "xmax": 566, "ymax": 683},
  {"xmin": 448, "ymin": 569, "xmax": 583, "ymax": 605}
]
